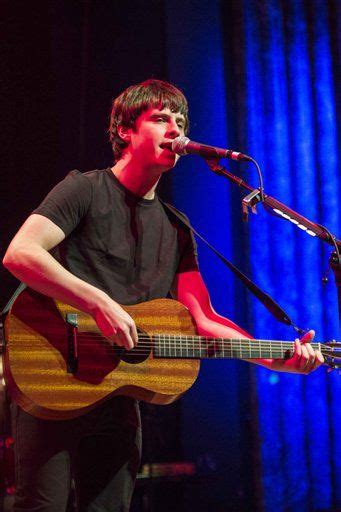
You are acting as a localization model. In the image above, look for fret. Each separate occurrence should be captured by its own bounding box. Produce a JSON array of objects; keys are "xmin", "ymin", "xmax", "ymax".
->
[
  {"xmin": 154, "ymin": 335, "xmax": 157, "ymax": 357},
  {"xmin": 158, "ymin": 335, "xmax": 161, "ymax": 357},
  {"xmin": 217, "ymin": 339, "xmax": 221, "ymax": 357}
]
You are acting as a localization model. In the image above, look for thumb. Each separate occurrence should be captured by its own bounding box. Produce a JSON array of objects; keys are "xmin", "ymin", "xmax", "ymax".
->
[{"xmin": 299, "ymin": 329, "xmax": 315, "ymax": 344}]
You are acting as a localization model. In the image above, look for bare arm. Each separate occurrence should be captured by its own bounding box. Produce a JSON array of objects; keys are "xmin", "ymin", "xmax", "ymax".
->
[
  {"xmin": 172, "ymin": 270, "xmax": 324, "ymax": 374},
  {"xmin": 3, "ymin": 214, "xmax": 138, "ymax": 350}
]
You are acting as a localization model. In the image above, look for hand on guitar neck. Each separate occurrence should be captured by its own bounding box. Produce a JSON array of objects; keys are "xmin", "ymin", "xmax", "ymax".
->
[{"xmin": 259, "ymin": 329, "xmax": 324, "ymax": 374}]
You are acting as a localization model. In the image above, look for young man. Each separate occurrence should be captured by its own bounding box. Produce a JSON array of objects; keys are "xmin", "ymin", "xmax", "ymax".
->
[{"xmin": 3, "ymin": 79, "xmax": 323, "ymax": 511}]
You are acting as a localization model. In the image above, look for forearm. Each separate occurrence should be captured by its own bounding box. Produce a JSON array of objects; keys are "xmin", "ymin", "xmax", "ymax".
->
[
  {"xmin": 196, "ymin": 315, "xmax": 273, "ymax": 370},
  {"xmin": 3, "ymin": 244, "xmax": 110, "ymax": 315}
]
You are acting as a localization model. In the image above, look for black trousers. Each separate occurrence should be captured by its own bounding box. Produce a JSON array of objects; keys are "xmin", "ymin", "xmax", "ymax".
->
[{"xmin": 11, "ymin": 397, "xmax": 142, "ymax": 512}]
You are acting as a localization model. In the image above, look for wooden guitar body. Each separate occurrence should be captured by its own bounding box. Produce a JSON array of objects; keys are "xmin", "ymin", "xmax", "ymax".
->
[{"xmin": 3, "ymin": 289, "xmax": 200, "ymax": 420}]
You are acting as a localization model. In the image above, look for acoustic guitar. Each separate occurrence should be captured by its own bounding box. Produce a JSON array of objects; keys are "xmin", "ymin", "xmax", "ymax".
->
[{"xmin": 3, "ymin": 288, "xmax": 339, "ymax": 420}]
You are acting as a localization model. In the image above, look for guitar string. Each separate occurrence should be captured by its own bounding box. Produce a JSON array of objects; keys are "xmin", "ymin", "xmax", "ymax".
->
[
  {"xmin": 60, "ymin": 327, "xmax": 337, "ymax": 345},
  {"xmin": 47, "ymin": 334, "xmax": 324, "ymax": 350},
  {"xmin": 74, "ymin": 333, "xmax": 313, "ymax": 346},
  {"xmin": 74, "ymin": 334, "xmax": 323, "ymax": 351},
  {"xmin": 32, "ymin": 333, "xmax": 324, "ymax": 358},
  {"xmin": 21, "ymin": 334, "xmax": 323, "ymax": 347},
  {"xmin": 58, "ymin": 331, "xmax": 336, "ymax": 350},
  {"xmin": 21, "ymin": 345, "xmax": 331, "ymax": 359},
  {"xmin": 22, "ymin": 334, "xmax": 328, "ymax": 356},
  {"xmin": 24, "ymin": 350, "xmax": 328, "ymax": 361}
]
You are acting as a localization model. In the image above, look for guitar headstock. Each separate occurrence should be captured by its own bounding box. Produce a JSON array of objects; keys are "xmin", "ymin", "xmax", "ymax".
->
[{"xmin": 321, "ymin": 341, "xmax": 341, "ymax": 371}]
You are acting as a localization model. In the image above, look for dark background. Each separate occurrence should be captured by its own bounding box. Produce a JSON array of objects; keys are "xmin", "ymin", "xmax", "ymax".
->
[
  {"xmin": 1, "ymin": 1, "xmax": 340, "ymax": 511},
  {"xmin": 1, "ymin": 2, "xmax": 257, "ymax": 510}
]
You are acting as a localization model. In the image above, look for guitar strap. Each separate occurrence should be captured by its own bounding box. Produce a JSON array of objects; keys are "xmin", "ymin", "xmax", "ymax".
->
[
  {"xmin": 2, "ymin": 282, "xmax": 27, "ymax": 317},
  {"xmin": 161, "ymin": 200, "xmax": 304, "ymax": 335}
]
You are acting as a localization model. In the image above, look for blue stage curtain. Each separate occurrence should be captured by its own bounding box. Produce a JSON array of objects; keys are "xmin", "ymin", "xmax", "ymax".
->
[
  {"xmin": 166, "ymin": 0, "xmax": 340, "ymax": 510},
  {"xmin": 241, "ymin": 1, "xmax": 340, "ymax": 510}
]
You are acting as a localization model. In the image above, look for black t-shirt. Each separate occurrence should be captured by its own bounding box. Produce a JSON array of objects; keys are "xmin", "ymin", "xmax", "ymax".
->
[{"xmin": 33, "ymin": 168, "xmax": 198, "ymax": 304}]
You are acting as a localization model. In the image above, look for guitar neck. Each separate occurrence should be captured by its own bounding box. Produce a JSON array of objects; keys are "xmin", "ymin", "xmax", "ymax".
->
[{"xmin": 152, "ymin": 335, "xmax": 322, "ymax": 360}]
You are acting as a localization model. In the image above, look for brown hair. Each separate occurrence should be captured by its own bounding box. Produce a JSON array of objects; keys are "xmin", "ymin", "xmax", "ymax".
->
[{"xmin": 109, "ymin": 79, "xmax": 189, "ymax": 161}]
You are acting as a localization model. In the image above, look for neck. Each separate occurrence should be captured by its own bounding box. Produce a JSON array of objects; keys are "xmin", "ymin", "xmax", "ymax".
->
[{"xmin": 111, "ymin": 156, "xmax": 161, "ymax": 200}]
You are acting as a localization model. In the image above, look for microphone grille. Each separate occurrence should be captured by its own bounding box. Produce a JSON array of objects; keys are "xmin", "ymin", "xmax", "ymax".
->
[{"xmin": 171, "ymin": 136, "xmax": 190, "ymax": 155}]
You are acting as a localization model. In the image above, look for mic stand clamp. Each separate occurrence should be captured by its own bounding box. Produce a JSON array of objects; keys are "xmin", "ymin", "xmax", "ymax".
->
[{"xmin": 242, "ymin": 189, "xmax": 262, "ymax": 222}]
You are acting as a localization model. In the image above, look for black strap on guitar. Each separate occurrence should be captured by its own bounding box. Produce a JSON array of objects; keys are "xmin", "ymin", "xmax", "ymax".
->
[{"xmin": 161, "ymin": 200, "xmax": 305, "ymax": 335}]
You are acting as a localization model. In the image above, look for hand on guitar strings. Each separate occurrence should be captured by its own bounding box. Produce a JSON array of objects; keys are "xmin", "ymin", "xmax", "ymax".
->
[{"xmin": 92, "ymin": 297, "xmax": 138, "ymax": 351}]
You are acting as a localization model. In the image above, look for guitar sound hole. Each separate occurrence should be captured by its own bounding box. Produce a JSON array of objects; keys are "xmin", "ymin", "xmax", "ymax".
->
[{"xmin": 118, "ymin": 330, "xmax": 151, "ymax": 364}]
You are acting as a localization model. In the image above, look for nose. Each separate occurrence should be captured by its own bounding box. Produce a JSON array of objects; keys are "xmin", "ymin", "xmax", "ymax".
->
[{"xmin": 167, "ymin": 119, "xmax": 181, "ymax": 139}]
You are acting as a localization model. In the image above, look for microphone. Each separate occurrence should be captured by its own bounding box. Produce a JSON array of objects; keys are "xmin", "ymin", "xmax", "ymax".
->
[{"xmin": 164, "ymin": 136, "xmax": 252, "ymax": 162}]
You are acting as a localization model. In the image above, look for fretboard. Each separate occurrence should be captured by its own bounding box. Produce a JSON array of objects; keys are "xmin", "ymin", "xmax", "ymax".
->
[{"xmin": 152, "ymin": 334, "xmax": 321, "ymax": 360}]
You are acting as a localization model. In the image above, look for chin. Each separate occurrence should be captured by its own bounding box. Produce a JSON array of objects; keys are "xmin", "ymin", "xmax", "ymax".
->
[{"xmin": 156, "ymin": 156, "xmax": 177, "ymax": 171}]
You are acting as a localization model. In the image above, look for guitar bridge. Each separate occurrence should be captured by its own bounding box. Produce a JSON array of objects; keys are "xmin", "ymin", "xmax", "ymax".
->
[{"xmin": 66, "ymin": 313, "xmax": 78, "ymax": 374}]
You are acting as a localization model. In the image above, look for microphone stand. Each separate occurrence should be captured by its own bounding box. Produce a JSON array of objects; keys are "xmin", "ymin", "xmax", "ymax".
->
[{"xmin": 204, "ymin": 158, "xmax": 341, "ymax": 329}]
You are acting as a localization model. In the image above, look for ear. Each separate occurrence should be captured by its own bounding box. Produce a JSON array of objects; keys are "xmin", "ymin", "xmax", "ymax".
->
[{"xmin": 117, "ymin": 124, "xmax": 131, "ymax": 143}]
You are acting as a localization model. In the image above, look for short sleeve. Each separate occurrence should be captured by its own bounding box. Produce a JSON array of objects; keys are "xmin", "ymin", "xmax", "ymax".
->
[
  {"xmin": 176, "ymin": 224, "xmax": 199, "ymax": 273},
  {"xmin": 33, "ymin": 170, "xmax": 92, "ymax": 236},
  {"xmin": 161, "ymin": 202, "xmax": 199, "ymax": 274}
]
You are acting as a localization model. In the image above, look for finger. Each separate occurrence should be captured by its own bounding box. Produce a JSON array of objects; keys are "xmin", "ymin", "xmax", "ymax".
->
[
  {"xmin": 304, "ymin": 344, "xmax": 318, "ymax": 371},
  {"xmin": 311, "ymin": 350, "xmax": 324, "ymax": 370},
  {"xmin": 287, "ymin": 340, "xmax": 303, "ymax": 370},
  {"xmin": 305, "ymin": 343, "xmax": 316, "ymax": 358},
  {"xmin": 304, "ymin": 351, "xmax": 324, "ymax": 373},
  {"xmin": 118, "ymin": 326, "xmax": 135, "ymax": 351},
  {"xmin": 299, "ymin": 344, "xmax": 310, "ymax": 371},
  {"xmin": 315, "ymin": 350, "xmax": 324, "ymax": 364},
  {"xmin": 129, "ymin": 320, "xmax": 138, "ymax": 347},
  {"xmin": 293, "ymin": 339, "xmax": 302, "ymax": 358},
  {"xmin": 107, "ymin": 332, "xmax": 124, "ymax": 347},
  {"xmin": 300, "ymin": 329, "xmax": 315, "ymax": 344}
]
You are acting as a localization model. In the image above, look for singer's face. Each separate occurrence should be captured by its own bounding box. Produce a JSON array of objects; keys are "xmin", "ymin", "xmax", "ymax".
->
[{"xmin": 127, "ymin": 107, "xmax": 186, "ymax": 172}]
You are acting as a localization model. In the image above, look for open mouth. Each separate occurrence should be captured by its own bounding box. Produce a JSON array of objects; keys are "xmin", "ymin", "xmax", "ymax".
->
[{"xmin": 160, "ymin": 142, "xmax": 173, "ymax": 151}]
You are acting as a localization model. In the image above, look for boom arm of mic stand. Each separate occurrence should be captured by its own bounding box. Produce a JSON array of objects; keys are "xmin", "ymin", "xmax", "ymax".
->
[{"xmin": 205, "ymin": 158, "xmax": 341, "ymax": 326}]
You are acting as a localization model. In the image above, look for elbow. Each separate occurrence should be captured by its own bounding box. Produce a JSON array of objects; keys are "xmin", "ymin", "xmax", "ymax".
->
[
  {"xmin": 3, "ymin": 245, "xmax": 32, "ymax": 276},
  {"xmin": 3, "ymin": 248, "xmax": 15, "ymax": 271},
  {"xmin": 3, "ymin": 246, "xmax": 21, "ymax": 274}
]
